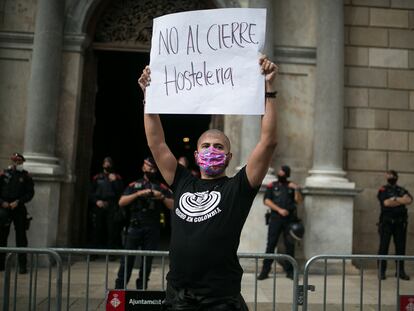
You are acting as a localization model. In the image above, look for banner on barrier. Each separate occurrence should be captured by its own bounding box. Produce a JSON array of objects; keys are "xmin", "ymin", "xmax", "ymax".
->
[
  {"xmin": 106, "ymin": 290, "xmax": 166, "ymax": 311},
  {"xmin": 400, "ymin": 295, "xmax": 414, "ymax": 311}
]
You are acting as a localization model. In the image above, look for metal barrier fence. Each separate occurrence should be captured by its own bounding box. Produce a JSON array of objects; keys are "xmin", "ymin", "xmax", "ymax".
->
[
  {"xmin": 0, "ymin": 247, "xmax": 62, "ymax": 311},
  {"xmin": 302, "ymin": 254, "xmax": 414, "ymax": 311},
  {"xmin": 1, "ymin": 249, "xmax": 413, "ymax": 311},
  {"xmin": 52, "ymin": 248, "xmax": 169, "ymax": 311},
  {"xmin": 0, "ymin": 248, "xmax": 298, "ymax": 311}
]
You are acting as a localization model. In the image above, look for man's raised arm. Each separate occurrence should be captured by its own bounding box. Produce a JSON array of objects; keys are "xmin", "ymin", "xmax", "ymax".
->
[
  {"xmin": 246, "ymin": 57, "xmax": 278, "ymax": 188},
  {"xmin": 139, "ymin": 66, "xmax": 177, "ymax": 185}
]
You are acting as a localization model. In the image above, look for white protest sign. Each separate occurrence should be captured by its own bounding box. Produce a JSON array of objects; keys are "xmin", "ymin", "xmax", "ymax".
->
[{"xmin": 146, "ymin": 8, "xmax": 266, "ymax": 115}]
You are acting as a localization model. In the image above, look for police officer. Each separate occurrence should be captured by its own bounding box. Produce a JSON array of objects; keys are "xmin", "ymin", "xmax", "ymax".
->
[
  {"xmin": 0, "ymin": 153, "xmax": 34, "ymax": 273},
  {"xmin": 377, "ymin": 170, "xmax": 412, "ymax": 281},
  {"xmin": 114, "ymin": 157, "xmax": 173, "ymax": 290},
  {"xmin": 257, "ymin": 165, "xmax": 302, "ymax": 280},
  {"xmin": 90, "ymin": 157, "xmax": 124, "ymax": 253}
]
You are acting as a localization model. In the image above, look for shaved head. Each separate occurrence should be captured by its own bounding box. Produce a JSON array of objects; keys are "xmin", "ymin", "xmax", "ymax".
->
[{"xmin": 197, "ymin": 129, "xmax": 231, "ymax": 151}]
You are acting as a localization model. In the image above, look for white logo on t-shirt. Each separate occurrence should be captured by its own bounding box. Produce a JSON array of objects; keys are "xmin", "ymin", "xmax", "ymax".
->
[{"xmin": 177, "ymin": 191, "xmax": 222, "ymax": 222}]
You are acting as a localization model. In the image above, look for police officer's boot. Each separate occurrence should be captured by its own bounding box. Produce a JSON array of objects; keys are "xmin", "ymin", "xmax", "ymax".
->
[
  {"xmin": 378, "ymin": 259, "xmax": 386, "ymax": 280},
  {"xmin": 136, "ymin": 278, "xmax": 148, "ymax": 290},
  {"xmin": 395, "ymin": 261, "xmax": 410, "ymax": 280},
  {"xmin": 18, "ymin": 254, "xmax": 27, "ymax": 274},
  {"xmin": 395, "ymin": 271, "xmax": 410, "ymax": 281},
  {"xmin": 114, "ymin": 278, "xmax": 125, "ymax": 289},
  {"xmin": 286, "ymin": 270, "xmax": 294, "ymax": 280},
  {"xmin": 257, "ymin": 271, "xmax": 269, "ymax": 280},
  {"xmin": 257, "ymin": 261, "xmax": 271, "ymax": 280},
  {"xmin": 19, "ymin": 265, "xmax": 27, "ymax": 274}
]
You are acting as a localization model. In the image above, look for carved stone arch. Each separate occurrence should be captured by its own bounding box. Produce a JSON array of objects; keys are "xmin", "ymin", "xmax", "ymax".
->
[
  {"xmin": 64, "ymin": 0, "xmax": 241, "ymax": 36},
  {"xmin": 93, "ymin": 0, "xmax": 217, "ymax": 51},
  {"xmin": 65, "ymin": 0, "xmax": 107, "ymax": 34}
]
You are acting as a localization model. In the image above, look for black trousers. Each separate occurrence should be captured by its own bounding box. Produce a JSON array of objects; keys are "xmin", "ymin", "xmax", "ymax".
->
[
  {"xmin": 162, "ymin": 283, "xmax": 249, "ymax": 311},
  {"xmin": 115, "ymin": 225, "xmax": 160, "ymax": 289},
  {"xmin": 0, "ymin": 205, "xmax": 28, "ymax": 269},
  {"xmin": 261, "ymin": 217, "xmax": 294, "ymax": 275},
  {"xmin": 378, "ymin": 214, "xmax": 407, "ymax": 274},
  {"xmin": 91, "ymin": 202, "xmax": 123, "ymax": 250}
]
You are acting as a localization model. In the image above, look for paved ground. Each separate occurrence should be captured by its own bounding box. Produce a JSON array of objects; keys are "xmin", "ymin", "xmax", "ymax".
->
[{"xmin": 0, "ymin": 258, "xmax": 413, "ymax": 310}]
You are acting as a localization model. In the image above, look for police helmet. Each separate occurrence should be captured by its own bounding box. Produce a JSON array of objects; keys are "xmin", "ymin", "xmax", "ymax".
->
[{"xmin": 289, "ymin": 221, "xmax": 305, "ymax": 241}]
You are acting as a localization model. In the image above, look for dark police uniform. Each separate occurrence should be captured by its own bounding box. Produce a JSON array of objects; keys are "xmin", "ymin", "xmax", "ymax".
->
[
  {"xmin": 115, "ymin": 178, "xmax": 171, "ymax": 290},
  {"xmin": 0, "ymin": 167, "xmax": 34, "ymax": 271},
  {"xmin": 377, "ymin": 183, "xmax": 412, "ymax": 276},
  {"xmin": 261, "ymin": 180, "xmax": 298, "ymax": 278},
  {"xmin": 90, "ymin": 171, "xmax": 124, "ymax": 250}
]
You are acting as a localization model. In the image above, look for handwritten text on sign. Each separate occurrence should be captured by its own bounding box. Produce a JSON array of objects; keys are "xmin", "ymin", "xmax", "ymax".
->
[{"xmin": 146, "ymin": 8, "xmax": 266, "ymax": 115}]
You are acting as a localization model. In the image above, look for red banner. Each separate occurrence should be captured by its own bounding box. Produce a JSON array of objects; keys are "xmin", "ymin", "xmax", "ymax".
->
[
  {"xmin": 106, "ymin": 290, "xmax": 165, "ymax": 311},
  {"xmin": 400, "ymin": 295, "xmax": 414, "ymax": 311},
  {"xmin": 106, "ymin": 290, "xmax": 126, "ymax": 311}
]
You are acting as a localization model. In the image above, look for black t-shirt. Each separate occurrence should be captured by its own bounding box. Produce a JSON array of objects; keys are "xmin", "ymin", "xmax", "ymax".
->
[
  {"xmin": 167, "ymin": 165, "xmax": 259, "ymax": 297},
  {"xmin": 377, "ymin": 184, "xmax": 412, "ymax": 218},
  {"xmin": 124, "ymin": 178, "xmax": 171, "ymax": 227}
]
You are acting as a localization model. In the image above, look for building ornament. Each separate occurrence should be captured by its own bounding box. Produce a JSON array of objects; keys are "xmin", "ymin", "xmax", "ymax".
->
[{"xmin": 95, "ymin": 0, "xmax": 213, "ymax": 45}]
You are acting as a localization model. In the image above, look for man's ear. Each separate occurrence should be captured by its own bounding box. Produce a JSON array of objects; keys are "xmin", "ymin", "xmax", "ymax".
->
[{"xmin": 226, "ymin": 152, "xmax": 233, "ymax": 164}]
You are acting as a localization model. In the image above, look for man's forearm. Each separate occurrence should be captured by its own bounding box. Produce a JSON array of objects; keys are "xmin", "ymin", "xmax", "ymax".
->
[
  {"xmin": 294, "ymin": 190, "xmax": 303, "ymax": 204},
  {"xmin": 264, "ymin": 199, "xmax": 282, "ymax": 213},
  {"xmin": 119, "ymin": 191, "xmax": 145, "ymax": 207},
  {"xmin": 384, "ymin": 198, "xmax": 403, "ymax": 207},
  {"xmin": 397, "ymin": 194, "xmax": 413, "ymax": 205},
  {"xmin": 144, "ymin": 113, "xmax": 166, "ymax": 149},
  {"xmin": 260, "ymin": 83, "xmax": 278, "ymax": 148},
  {"xmin": 244, "ymin": 58, "xmax": 278, "ymax": 188}
]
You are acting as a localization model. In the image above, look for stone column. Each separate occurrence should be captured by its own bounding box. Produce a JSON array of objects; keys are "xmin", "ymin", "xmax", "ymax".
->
[
  {"xmin": 22, "ymin": 0, "xmax": 65, "ymax": 248},
  {"xmin": 240, "ymin": 0, "xmax": 274, "ymax": 169},
  {"xmin": 238, "ymin": 0, "xmax": 276, "ymax": 253},
  {"xmin": 304, "ymin": 0, "xmax": 359, "ymax": 259}
]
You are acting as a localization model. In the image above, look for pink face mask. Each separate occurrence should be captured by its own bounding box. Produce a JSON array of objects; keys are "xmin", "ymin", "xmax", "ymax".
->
[{"xmin": 195, "ymin": 146, "xmax": 228, "ymax": 176}]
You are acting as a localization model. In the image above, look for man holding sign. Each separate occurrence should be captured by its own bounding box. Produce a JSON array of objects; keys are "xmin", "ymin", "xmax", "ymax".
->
[
  {"xmin": 139, "ymin": 54, "xmax": 277, "ymax": 309},
  {"xmin": 138, "ymin": 8, "xmax": 277, "ymax": 310}
]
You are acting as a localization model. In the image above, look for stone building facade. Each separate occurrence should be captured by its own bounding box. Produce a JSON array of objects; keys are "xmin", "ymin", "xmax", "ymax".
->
[
  {"xmin": 343, "ymin": 0, "xmax": 414, "ymax": 255},
  {"xmin": 0, "ymin": 0, "xmax": 413, "ymax": 261}
]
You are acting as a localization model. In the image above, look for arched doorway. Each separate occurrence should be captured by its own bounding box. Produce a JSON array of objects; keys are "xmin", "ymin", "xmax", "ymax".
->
[{"xmin": 74, "ymin": 0, "xmax": 221, "ymax": 248}]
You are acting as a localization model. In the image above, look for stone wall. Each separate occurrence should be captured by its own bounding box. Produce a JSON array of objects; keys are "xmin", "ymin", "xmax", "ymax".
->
[
  {"xmin": 344, "ymin": 0, "xmax": 414, "ymax": 255},
  {"xmin": 0, "ymin": 0, "xmax": 37, "ymax": 33},
  {"xmin": 0, "ymin": 0, "xmax": 36, "ymax": 168}
]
